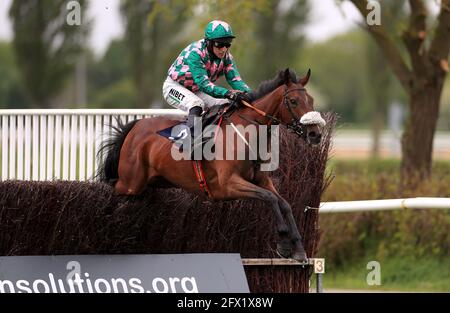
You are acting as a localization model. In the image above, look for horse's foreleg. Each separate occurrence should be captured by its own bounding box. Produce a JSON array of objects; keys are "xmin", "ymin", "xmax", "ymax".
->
[
  {"xmin": 254, "ymin": 173, "xmax": 307, "ymax": 262},
  {"xmin": 277, "ymin": 197, "xmax": 307, "ymax": 262},
  {"xmin": 224, "ymin": 176, "xmax": 291, "ymax": 257}
]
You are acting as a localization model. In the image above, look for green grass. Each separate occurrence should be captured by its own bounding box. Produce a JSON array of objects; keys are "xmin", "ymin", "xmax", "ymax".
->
[
  {"xmin": 317, "ymin": 159, "xmax": 450, "ymax": 292},
  {"xmin": 321, "ymin": 256, "xmax": 450, "ymax": 292}
]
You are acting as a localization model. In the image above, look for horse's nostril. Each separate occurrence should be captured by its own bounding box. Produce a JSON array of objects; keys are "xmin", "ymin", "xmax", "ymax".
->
[{"xmin": 307, "ymin": 131, "xmax": 322, "ymax": 145}]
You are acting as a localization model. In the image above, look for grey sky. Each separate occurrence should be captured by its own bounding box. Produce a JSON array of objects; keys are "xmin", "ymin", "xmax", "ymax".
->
[{"xmin": 0, "ymin": 0, "xmax": 363, "ymax": 56}]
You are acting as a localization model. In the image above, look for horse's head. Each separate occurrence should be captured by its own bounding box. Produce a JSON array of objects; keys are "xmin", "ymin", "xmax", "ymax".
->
[{"xmin": 278, "ymin": 68, "xmax": 326, "ymax": 145}]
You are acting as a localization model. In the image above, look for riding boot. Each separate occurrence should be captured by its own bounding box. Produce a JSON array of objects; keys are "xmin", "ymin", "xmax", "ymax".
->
[
  {"xmin": 186, "ymin": 106, "xmax": 202, "ymax": 131},
  {"xmin": 180, "ymin": 106, "xmax": 203, "ymax": 158}
]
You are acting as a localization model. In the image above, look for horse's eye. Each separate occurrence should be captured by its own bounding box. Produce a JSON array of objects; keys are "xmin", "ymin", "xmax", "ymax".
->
[{"xmin": 290, "ymin": 99, "xmax": 297, "ymax": 105}]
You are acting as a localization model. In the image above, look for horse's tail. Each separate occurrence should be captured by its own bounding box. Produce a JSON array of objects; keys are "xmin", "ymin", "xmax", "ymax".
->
[{"xmin": 96, "ymin": 117, "xmax": 140, "ymax": 184}]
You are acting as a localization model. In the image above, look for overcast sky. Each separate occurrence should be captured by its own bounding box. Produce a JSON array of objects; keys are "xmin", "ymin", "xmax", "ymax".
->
[{"xmin": 0, "ymin": 0, "xmax": 363, "ymax": 56}]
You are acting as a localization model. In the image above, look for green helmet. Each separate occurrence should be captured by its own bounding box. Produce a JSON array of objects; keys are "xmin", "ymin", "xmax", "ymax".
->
[{"xmin": 204, "ymin": 20, "xmax": 235, "ymax": 41}]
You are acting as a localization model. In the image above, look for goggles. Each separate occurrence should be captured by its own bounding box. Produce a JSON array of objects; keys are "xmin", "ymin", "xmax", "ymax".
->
[{"xmin": 213, "ymin": 41, "xmax": 231, "ymax": 49}]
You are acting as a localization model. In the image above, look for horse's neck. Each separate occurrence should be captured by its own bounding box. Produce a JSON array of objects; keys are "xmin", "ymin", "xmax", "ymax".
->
[
  {"xmin": 219, "ymin": 88, "xmax": 282, "ymax": 164},
  {"xmin": 235, "ymin": 87, "xmax": 283, "ymax": 125}
]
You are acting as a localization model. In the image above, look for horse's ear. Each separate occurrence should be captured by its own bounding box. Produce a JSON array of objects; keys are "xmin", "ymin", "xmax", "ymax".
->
[
  {"xmin": 300, "ymin": 69, "xmax": 311, "ymax": 86},
  {"xmin": 284, "ymin": 68, "xmax": 291, "ymax": 84}
]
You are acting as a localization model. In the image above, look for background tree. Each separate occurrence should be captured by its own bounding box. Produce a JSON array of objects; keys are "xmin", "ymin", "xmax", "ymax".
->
[
  {"xmin": 363, "ymin": 1, "xmax": 406, "ymax": 158},
  {"xmin": 0, "ymin": 41, "xmax": 29, "ymax": 108},
  {"xmin": 86, "ymin": 39, "xmax": 135, "ymax": 108},
  {"xmin": 9, "ymin": 0, "xmax": 89, "ymax": 107},
  {"xmin": 250, "ymin": 0, "xmax": 309, "ymax": 84},
  {"xmin": 347, "ymin": 0, "xmax": 450, "ymax": 186},
  {"xmin": 300, "ymin": 31, "xmax": 373, "ymax": 123},
  {"xmin": 366, "ymin": 39, "xmax": 395, "ymax": 158},
  {"xmin": 120, "ymin": 0, "xmax": 193, "ymax": 108}
]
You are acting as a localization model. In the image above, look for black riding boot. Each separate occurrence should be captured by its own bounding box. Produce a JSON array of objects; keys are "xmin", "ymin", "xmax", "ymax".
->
[
  {"xmin": 181, "ymin": 106, "xmax": 203, "ymax": 158},
  {"xmin": 186, "ymin": 106, "xmax": 203, "ymax": 131}
]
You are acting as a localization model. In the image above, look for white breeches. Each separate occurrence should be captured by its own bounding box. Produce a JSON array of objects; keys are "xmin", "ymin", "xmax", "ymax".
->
[{"xmin": 162, "ymin": 77, "xmax": 229, "ymax": 111}]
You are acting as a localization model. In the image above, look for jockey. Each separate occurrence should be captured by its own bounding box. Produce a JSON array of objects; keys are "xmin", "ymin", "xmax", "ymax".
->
[{"xmin": 162, "ymin": 20, "xmax": 252, "ymax": 135}]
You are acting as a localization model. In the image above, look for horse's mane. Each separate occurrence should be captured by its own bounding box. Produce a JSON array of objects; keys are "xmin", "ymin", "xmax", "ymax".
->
[{"xmin": 248, "ymin": 69, "xmax": 298, "ymax": 101}]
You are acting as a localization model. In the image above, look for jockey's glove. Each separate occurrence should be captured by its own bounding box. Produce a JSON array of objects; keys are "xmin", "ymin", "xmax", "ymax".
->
[{"xmin": 225, "ymin": 90, "xmax": 252, "ymax": 105}]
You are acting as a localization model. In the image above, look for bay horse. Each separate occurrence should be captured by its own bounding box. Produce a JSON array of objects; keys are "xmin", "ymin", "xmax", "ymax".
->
[{"xmin": 97, "ymin": 68, "xmax": 326, "ymax": 262}]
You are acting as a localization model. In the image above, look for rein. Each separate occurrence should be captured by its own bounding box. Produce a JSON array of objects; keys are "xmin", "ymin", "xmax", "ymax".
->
[{"xmin": 238, "ymin": 87, "xmax": 307, "ymax": 138}]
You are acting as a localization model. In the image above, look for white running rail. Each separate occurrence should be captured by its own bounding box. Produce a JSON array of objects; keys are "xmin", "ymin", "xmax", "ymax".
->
[
  {"xmin": 0, "ymin": 109, "xmax": 185, "ymax": 181},
  {"xmin": 318, "ymin": 197, "xmax": 450, "ymax": 213}
]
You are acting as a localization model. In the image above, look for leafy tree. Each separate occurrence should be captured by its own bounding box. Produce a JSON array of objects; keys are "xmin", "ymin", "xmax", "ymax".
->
[
  {"xmin": 366, "ymin": 38, "xmax": 396, "ymax": 158},
  {"xmin": 250, "ymin": 0, "xmax": 309, "ymax": 83},
  {"xmin": 86, "ymin": 39, "xmax": 132, "ymax": 107},
  {"xmin": 300, "ymin": 31, "xmax": 373, "ymax": 123},
  {"xmin": 0, "ymin": 41, "xmax": 29, "ymax": 108},
  {"xmin": 347, "ymin": 0, "xmax": 450, "ymax": 186},
  {"xmin": 362, "ymin": 1, "xmax": 406, "ymax": 158},
  {"xmin": 89, "ymin": 40, "xmax": 130, "ymax": 91},
  {"xmin": 93, "ymin": 78, "xmax": 136, "ymax": 109},
  {"xmin": 9, "ymin": 0, "xmax": 89, "ymax": 107},
  {"xmin": 121, "ymin": 0, "xmax": 193, "ymax": 108}
]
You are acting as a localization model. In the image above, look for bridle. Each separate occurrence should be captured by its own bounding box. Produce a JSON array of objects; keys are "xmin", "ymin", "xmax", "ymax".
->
[
  {"xmin": 236, "ymin": 85, "xmax": 308, "ymax": 138},
  {"xmin": 282, "ymin": 86, "xmax": 307, "ymax": 138}
]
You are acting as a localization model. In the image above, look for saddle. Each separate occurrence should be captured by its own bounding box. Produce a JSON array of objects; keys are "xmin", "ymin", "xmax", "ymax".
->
[{"xmin": 157, "ymin": 102, "xmax": 236, "ymax": 150}]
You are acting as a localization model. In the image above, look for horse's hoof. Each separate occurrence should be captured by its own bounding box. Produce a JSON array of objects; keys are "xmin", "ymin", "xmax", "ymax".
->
[
  {"xmin": 292, "ymin": 251, "xmax": 308, "ymax": 263},
  {"xmin": 276, "ymin": 243, "xmax": 292, "ymax": 259}
]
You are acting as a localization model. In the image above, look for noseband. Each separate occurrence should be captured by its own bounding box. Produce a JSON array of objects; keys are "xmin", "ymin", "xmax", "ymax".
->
[{"xmin": 282, "ymin": 86, "xmax": 307, "ymax": 138}]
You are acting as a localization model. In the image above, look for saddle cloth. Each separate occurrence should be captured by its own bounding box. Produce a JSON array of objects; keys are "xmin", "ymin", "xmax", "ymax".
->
[{"xmin": 157, "ymin": 104, "xmax": 231, "ymax": 142}]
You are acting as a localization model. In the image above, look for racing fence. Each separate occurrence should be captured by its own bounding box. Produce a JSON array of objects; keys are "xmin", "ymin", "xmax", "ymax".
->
[{"xmin": 0, "ymin": 109, "xmax": 337, "ymax": 292}]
